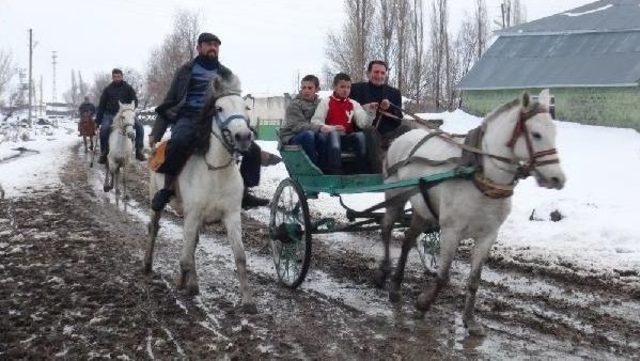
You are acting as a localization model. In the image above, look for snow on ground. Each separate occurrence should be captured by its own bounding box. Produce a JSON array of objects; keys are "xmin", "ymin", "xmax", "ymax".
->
[
  {"xmin": 0, "ymin": 117, "xmax": 78, "ymax": 198},
  {"xmin": 251, "ymin": 109, "xmax": 640, "ymax": 275}
]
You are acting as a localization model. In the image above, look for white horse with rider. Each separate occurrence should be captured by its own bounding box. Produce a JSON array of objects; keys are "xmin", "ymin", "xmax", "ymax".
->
[
  {"xmin": 376, "ymin": 90, "xmax": 565, "ymax": 336},
  {"xmin": 103, "ymin": 101, "xmax": 136, "ymax": 196},
  {"xmin": 144, "ymin": 75, "xmax": 257, "ymax": 313}
]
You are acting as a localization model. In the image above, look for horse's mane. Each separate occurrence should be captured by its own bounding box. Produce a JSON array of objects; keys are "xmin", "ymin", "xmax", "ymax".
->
[
  {"xmin": 194, "ymin": 74, "xmax": 243, "ymax": 154},
  {"xmin": 482, "ymin": 98, "xmax": 520, "ymax": 126}
]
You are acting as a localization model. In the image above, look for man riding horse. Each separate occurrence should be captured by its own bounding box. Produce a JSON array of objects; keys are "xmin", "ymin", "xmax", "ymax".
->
[
  {"xmin": 96, "ymin": 68, "xmax": 146, "ymax": 163},
  {"xmin": 149, "ymin": 32, "xmax": 280, "ymax": 212},
  {"xmin": 78, "ymin": 96, "xmax": 97, "ymax": 152}
]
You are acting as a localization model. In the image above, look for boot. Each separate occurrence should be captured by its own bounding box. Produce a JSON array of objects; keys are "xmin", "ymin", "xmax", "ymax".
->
[
  {"xmin": 135, "ymin": 149, "xmax": 147, "ymax": 161},
  {"xmin": 151, "ymin": 174, "xmax": 176, "ymax": 212},
  {"xmin": 241, "ymin": 188, "xmax": 269, "ymax": 209},
  {"xmin": 260, "ymin": 151, "xmax": 282, "ymax": 166},
  {"xmin": 98, "ymin": 154, "xmax": 107, "ymax": 164}
]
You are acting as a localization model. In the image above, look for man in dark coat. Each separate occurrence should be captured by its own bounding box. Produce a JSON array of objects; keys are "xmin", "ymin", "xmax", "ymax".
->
[
  {"xmin": 96, "ymin": 68, "xmax": 146, "ymax": 162},
  {"xmin": 149, "ymin": 32, "xmax": 279, "ymax": 212},
  {"xmin": 78, "ymin": 96, "xmax": 96, "ymax": 117},
  {"xmin": 350, "ymin": 60, "xmax": 411, "ymax": 172}
]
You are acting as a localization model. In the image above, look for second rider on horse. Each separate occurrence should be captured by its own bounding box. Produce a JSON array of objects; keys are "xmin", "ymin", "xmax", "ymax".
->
[{"xmin": 149, "ymin": 32, "xmax": 280, "ymax": 212}]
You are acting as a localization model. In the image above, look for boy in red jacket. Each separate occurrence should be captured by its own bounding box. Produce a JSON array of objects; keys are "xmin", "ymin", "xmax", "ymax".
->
[{"xmin": 311, "ymin": 73, "xmax": 377, "ymax": 174}]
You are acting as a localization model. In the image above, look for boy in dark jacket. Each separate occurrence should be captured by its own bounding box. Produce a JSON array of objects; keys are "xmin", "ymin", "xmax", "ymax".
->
[{"xmin": 280, "ymin": 75, "xmax": 330, "ymax": 166}]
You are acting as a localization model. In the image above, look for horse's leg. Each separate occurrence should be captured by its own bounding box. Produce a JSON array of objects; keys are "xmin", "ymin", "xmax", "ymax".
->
[
  {"xmin": 114, "ymin": 166, "xmax": 120, "ymax": 196},
  {"xmin": 122, "ymin": 168, "xmax": 128, "ymax": 201},
  {"xmin": 103, "ymin": 163, "xmax": 111, "ymax": 192},
  {"xmin": 177, "ymin": 210, "xmax": 202, "ymax": 296},
  {"xmin": 374, "ymin": 198, "xmax": 403, "ymax": 289},
  {"xmin": 224, "ymin": 211, "xmax": 256, "ymax": 313},
  {"xmin": 462, "ymin": 231, "xmax": 497, "ymax": 336},
  {"xmin": 389, "ymin": 214, "xmax": 428, "ymax": 303},
  {"xmin": 144, "ymin": 210, "xmax": 162, "ymax": 274},
  {"xmin": 416, "ymin": 226, "xmax": 462, "ymax": 312}
]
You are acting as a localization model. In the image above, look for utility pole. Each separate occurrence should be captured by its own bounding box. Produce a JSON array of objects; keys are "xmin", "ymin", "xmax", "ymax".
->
[
  {"xmin": 39, "ymin": 75, "xmax": 43, "ymax": 118},
  {"xmin": 51, "ymin": 51, "xmax": 57, "ymax": 102},
  {"xmin": 28, "ymin": 29, "xmax": 33, "ymax": 126}
]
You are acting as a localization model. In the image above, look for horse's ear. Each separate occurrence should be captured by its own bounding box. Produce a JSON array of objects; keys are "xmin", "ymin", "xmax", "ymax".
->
[
  {"xmin": 520, "ymin": 92, "xmax": 531, "ymax": 108},
  {"xmin": 538, "ymin": 89, "xmax": 550, "ymax": 107}
]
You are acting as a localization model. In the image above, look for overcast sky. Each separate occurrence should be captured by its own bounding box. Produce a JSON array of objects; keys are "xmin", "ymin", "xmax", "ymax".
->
[{"xmin": 0, "ymin": 0, "xmax": 594, "ymax": 101}]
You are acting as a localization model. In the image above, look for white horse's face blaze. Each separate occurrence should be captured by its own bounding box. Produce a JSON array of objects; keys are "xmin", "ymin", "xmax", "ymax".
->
[
  {"xmin": 511, "ymin": 91, "xmax": 566, "ymax": 190},
  {"xmin": 214, "ymin": 95, "xmax": 253, "ymax": 152},
  {"xmin": 117, "ymin": 101, "xmax": 136, "ymax": 139}
]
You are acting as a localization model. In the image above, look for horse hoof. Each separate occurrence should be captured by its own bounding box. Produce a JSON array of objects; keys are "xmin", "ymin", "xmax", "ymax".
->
[
  {"xmin": 175, "ymin": 273, "xmax": 186, "ymax": 289},
  {"xmin": 240, "ymin": 302, "xmax": 258, "ymax": 314},
  {"xmin": 373, "ymin": 268, "xmax": 389, "ymax": 289},
  {"xmin": 184, "ymin": 284, "xmax": 200, "ymax": 296},
  {"xmin": 464, "ymin": 319, "xmax": 486, "ymax": 337},
  {"xmin": 416, "ymin": 291, "xmax": 433, "ymax": 312},
  {"xmin": 389, "ymin": 288, "xmax": 401, "ymax": 303},
  {"xmin": 103, "ymin": 185, "xmax": 111, "ymax": 192}
]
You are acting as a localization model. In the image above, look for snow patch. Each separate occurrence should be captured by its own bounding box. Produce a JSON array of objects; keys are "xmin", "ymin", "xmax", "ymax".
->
[{"xmin": 562, "ymin": 4, "xmax": 613, "ymax": 17}]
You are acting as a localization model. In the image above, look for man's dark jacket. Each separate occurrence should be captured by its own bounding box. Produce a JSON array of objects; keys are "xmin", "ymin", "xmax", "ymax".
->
[
  {"xmin": 96, "ymin": 81, "xmax": 138, "ymax": 123},
  {"xmin": 350, "ymin": 82, "xmax": 402, "ymax": 135},
  {"xmin": 78, "ymin": 101, "xmax": 96, "ymax": 116},
  {"xmin": 151, "ymin": 59, "xmax": 233, "ymax": 141}
]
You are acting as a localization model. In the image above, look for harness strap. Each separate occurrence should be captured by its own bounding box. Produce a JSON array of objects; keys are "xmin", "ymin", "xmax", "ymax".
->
[{"xmin": 472, "ymin": 172, "xmax": 515, "ymax": 199}]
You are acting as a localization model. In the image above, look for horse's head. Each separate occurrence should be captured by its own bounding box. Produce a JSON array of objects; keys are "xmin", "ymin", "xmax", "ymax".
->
[
  {"xmin": 116, "ymin": 101, "xmax": 136, "ymax": 139},
  {"xmin": 206, "ymin": 75, "xmax": 253, "ymax": 152},
  {"xmin": 505, "ymin": 89, "xmax": 566, "ymax": 189}
]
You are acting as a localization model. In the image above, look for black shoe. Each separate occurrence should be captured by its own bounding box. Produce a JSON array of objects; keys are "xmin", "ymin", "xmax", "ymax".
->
[
  {"xmin": 151, "ymin": 189, "xmax": 174, "ymax": 212},
  {"xmin": 242, "ymin": 191, "xmax": 269, "ymax": 209},
  {"xmin": 260, "ymin": 151, "xmax": 282, "ymax": 166},
  {"xmin": 136, "ymin": 150, "xmax": 147, "ymax": 161},
  {"xmin": 98, "ymin": 154, "xmax": 107, "ymax": 164}
]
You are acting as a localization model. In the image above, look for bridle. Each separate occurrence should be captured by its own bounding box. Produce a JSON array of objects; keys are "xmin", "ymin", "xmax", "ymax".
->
[
  {"xmin": 485, "ymin": 104, "xmax": 559, "ymax": 181},
  {"xmin": 112, "ymin": 108, "xmax": 136, "ymax": 137},
  {"xmin": 205, "ymin": 93, "xmax": 251, "ymax": 171}
]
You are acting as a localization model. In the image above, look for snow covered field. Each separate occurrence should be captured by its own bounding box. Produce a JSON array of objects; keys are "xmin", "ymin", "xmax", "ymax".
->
[
  {"xmin": 0, "ymin": 117, "xmax": 79, "ymax": 198},
  {"xmin": 251, "ymin": 110, "xmax": 640, "ymax": 276}
]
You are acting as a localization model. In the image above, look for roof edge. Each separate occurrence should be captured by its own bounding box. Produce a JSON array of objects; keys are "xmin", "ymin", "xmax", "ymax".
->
[
  {"xmin": 458, "ymin": 83, "xmax": 640, "ymax": 91},
  {"xmin": 497, "ymin": 28, "xmax": 640, "ymax": 37}
]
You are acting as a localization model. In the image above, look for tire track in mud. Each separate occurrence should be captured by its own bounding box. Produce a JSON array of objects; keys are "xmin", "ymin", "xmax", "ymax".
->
[{"xmin": 76, "ymin": 143, "xmax": 638, "ymax": 359}]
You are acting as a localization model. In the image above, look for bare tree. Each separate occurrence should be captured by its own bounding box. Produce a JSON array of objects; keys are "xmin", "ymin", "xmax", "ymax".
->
[
  {"xmin": 456, "ymin": 17, "xmax": 476, "ymax": 77},
  {"xmin": 475, "ymin": 0, "xmax": 489, "ymax": 59},
  {"xmin": 511, "ymin": 0, "xmax": 526, "ymax": 26},
  {"xmin": 394, "ymin": 0, "xmax": 411, "ymax": 94},
  {"xmin": 406, "ymin": 0, "xmax": 427, "ymax": 108},
  {"xmin": 0, "ymin": 49, "xmax": 14, "ymax": 104},
  {"xmin": 89, "ymin": 72, "xmax": 111, "ymax": 104},
  {"xmin": 497, "ymin": 0, "xmax": 526, "ymax": 29},
  {"xmin": 145, "ymin": 9, "xmax": 203, "ymax": 105},
  {"xmin": 373, "ymin": 0, "xmax": 397, "ymax": 66},
  {"xmin": 77, "ymin": 71, "xmax": 89, "ymax": 98},
  {"xmin": 326, "ymin": 0, "xmax": 376, "ymax": 81}
]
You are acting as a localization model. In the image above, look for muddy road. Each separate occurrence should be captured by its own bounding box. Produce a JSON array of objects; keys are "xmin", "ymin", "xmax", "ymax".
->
[{"xmin": 1, "ymin": 142, "xmax": 638, "ymax": 360}]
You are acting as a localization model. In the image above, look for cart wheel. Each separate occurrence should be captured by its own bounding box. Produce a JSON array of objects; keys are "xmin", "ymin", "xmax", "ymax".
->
[
  {"xmin": 269, "ymin": 178, "xmax": 312, "ymax": 288},
  {"xmin": 416, "ymin": 230, "xmax": 440, "ymax": 273}
]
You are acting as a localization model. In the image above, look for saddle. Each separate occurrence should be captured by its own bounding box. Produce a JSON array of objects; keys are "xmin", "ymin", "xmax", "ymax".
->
[{"xmin": 148, "ymin": 141, "xmax": 168, "ymax": 172}]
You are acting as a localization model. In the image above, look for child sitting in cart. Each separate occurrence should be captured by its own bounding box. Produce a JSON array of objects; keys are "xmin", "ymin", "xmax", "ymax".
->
[
  {"xmin": 279, "ymin": 74, "xmax": 327, "ymax": 167},
  {"xmin": 311, "ymin": 73, "xmax": 377, "ymax": 174}
]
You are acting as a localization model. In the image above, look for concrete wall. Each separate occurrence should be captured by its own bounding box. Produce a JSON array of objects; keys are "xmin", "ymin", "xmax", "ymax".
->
[
  {"xmin": 461, "ymin": 86, "xmax": 640, "ymax": 130},
  {"xmin": 244, "ymin": 95, "xmax": 291, "ymax": 127}
]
